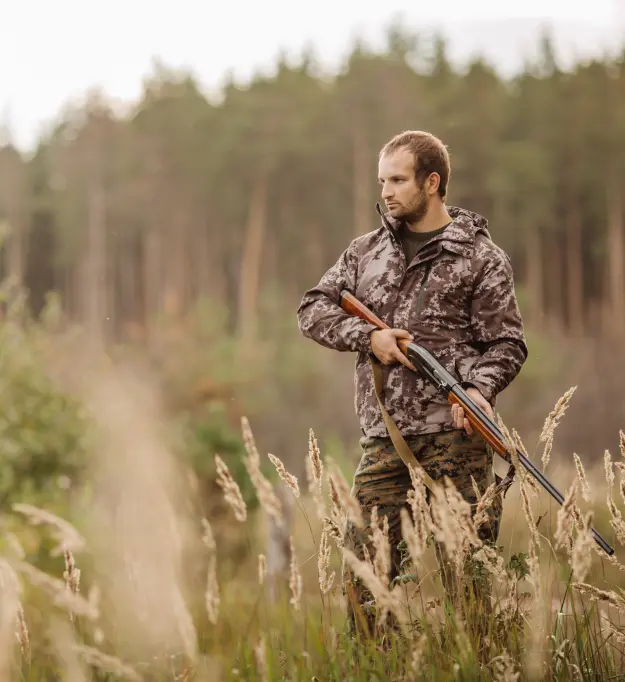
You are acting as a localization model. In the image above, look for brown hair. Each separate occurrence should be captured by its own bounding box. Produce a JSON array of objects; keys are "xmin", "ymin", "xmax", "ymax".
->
[{"xmin": 379, "ymin": 130, "xmax": 451, "ymax": 201}]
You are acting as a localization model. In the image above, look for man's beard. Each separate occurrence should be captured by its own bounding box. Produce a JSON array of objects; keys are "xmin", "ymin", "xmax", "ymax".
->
[{"xmin": 396, "ymin": 191, "xmax": 428, "ymax": 224}]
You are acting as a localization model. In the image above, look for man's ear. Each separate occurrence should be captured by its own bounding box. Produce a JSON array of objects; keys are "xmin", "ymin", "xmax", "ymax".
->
[{"xmin": 427, "ymin": 172, "xmax": 441, "ymax": 196}]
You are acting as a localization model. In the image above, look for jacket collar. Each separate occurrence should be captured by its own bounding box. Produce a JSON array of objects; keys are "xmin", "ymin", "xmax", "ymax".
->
[{"xmin": 375, "ymin": 202, "xmax": 491, "ymax": 263}]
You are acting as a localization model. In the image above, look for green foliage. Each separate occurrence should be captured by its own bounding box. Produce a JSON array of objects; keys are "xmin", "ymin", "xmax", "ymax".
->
[
  {"xmin": 180, "ymin": 402, "xmax": 258, "ymax": 511},
  {"xmin": 0, "ymin": 287, "xmax": 91, "ymax": 511}
]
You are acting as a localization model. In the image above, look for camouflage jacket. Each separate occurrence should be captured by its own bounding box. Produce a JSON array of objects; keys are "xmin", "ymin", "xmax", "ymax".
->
[{"xmin": 297, "ymin": 204, "xmax": 528, "ymax": 438}]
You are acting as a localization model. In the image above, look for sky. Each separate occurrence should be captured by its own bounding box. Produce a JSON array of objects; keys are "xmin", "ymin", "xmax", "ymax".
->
[{"xmin": 2, "ymin": 0, "xmax": 624, "ymax": 151}]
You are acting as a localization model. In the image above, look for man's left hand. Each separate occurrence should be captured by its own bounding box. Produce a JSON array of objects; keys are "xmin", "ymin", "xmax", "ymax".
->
[{"xmin": 451, "ymin": 386, "xmax": 494, "ymax": 435}]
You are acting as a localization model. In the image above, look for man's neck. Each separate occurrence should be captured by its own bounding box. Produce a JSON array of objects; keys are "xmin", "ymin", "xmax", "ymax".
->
[{"xmin": 406, "ymin": 204, "xmax": 452, "ymax": 234}]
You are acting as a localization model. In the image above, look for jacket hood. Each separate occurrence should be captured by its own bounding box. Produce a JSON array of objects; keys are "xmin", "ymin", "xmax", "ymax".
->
[{"xmin": 375, "ymin": 202, "xmax": 491, "ymax": 244}]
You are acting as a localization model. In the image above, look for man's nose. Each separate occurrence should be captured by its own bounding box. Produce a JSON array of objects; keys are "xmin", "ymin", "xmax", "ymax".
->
[{"xmin": 381, "ymin": 183, "xmax": 393, "ymax": 200}]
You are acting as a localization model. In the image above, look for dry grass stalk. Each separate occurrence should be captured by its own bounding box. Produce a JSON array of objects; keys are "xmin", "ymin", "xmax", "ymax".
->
[
  {"xmin": 205, "ymin": 555, "xmax": 219, "ymax": 626},
  {"xmin": 400, "ymin": 508, "xmax": 425, "ymax": 569},
  {"xmin": 322, "ymin": 516, "xmax": 344, "ymax": 548},
  {"xmin": 499, "ymin": 416, "xmax": 537, "ymax": 494},
  {"xmin": 572, "ymin": 583, "xmax": 625, "ymax": 611},
  {"xmin": 605, "ymin": 449, "xmax": 615, "ymax": 489},
  {"xmin": 201, "ymin": 518, "xmax": 216, "ymax": 552},
  {"xmin": 241, "ymin": 416, "xmax": 260, "ymax": 467},
  {"xmin": 620, "ymin": 429, "xmax": 625, "ymax": 460},
  {"xmin": 73, "ymin": 643, "xmax": 142, "ymax": 681},
  {"xmin": 604, "ymin": 453, "xmax": 625, "ymax": 545},
  {"xmin": 607, "ymin": 497, "xmax": 625, "ymax": 545},
  {"xmin": 554, "ymin": 481, "xmax": 577, "ymax": 553},
  {"xmin": 512, "ymin": 428, "xmax": 529, "ymax": 458},
  {"xmin": 202, "ymin": 520, "xmax": 219, "ymax": 625},
  {"xmin": 369, "ymin": 506, "xmax": 390, "ymax": 585},
  {"xmin": 317, "ymin": 525, "xmax": 335, "ymax": 594},
  {"xmin": 289, "ymin": 536, "xmax": 302, "ymax": 610},
  {"xmin": 406, "ymin": 634, "xmax": 428, "ymax": 682},
  {"xmin": 444, "ymin": 479, "xmax": 481, "ymax": 548},
  {"xmin": 571, "ymin": 512, "xmax": 594, "ymax": 581},
  {"xmin": 12, "ymin": 502, "xmax": 85, "ymax": 556},
  {"xmin": 307, "ymin": 428, "xmax": 323, "ymax": 488},
  {"xmin": 538, "ymin": 386, "xmax": 577, "ymax": 466},
  {"xmin": 63, "ymin": 549, "xmax": 80, "ymax": 596},
  {"xmin": 0, "ymin": 558, "xmax": 22, "ymax": 675},
  {"xmin": 5, "ymin": 533, "xmax": 25, "ymax": 561},
  {"xmin": 473, "ymin": 481, "xmax": 497, "ymax": 530},
  {"xmin": 327, "ymin": 461, "xmax": 363, "ymax": 529},
  {"xmin": 16, "ymin": 603, "xmax": 29, "ymax": 660},
  {"xmin": 430, "ymin": 482, "xmax": 463, "ymax": 571},
  {"xmin": 327, "ymin": 474, "xmax": 346, "ymax": 535},
  {"xmin": 407, "ymin": 464, "xmax": 432, "ymax": 543},
  {"xmin": 214, "ymin": 455, "xmax": 247, "ymax": 522},
  {"xmin": 593, "ymin": 545, "xmax": 625, "ymax": 572},
  {"xmin": 258, "ymin": 554, "xmax": 267, "ymax": 585},
  {"xmin": 15, "ymin": 561, "xmax": 99, "ymax": 621},
  {"xmin": 243, "ymin": 451, "xmax": 283, "ymax": 528},
  {"xmin": 519, "ymin": 482, "xmax": 541, "ymax": 598},
  {"xmin": 491, "ymin": 649, "xmax": 520, "ymax": 682},
  {"xmin": 573, "ymin": 453, "xmax": 592, "ymax": 503},
  {"xmin": 306, "ymin": 429, "xmax": 326, "ymax": 519},
  {"xmin": 496, "ymin": 414, "xmax": 517, "ymax": 464},
  {"xmin": 63, "ymin": 548, "xmax": 81, "ymax": 624},
  {"xmin": 341, "ymin": 547, "xmax": 409, "ymax": 635},
  {"xmin": 254, "ymin": 634, "xmax": 268, "ymax": 682},
  {"xmin": 268, "ymin": 453, "xmax": 300, "ymax": 498}
]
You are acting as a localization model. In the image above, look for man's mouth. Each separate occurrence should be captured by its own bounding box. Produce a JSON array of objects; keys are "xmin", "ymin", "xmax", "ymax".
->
[{"xmin": 386, "ymin": 203, "xmax": 400, "ymax": 209}]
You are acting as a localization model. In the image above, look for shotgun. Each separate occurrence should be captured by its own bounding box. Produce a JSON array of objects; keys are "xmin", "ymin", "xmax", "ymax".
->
[{"xmin": 339, "ymin": 289, "xmax": 615, "ymax": 557}]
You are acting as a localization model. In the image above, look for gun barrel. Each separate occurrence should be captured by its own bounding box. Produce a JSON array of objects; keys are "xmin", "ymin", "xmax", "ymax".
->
[{"xmin": 448, "ymin": 385, "xmax": 615, "ymax": 556}]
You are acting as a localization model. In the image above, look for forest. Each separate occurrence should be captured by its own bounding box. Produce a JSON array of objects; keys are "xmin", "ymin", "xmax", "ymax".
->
[{"xmin": 1, "ymin": 26, "xmax": 625, "ymax": 681}]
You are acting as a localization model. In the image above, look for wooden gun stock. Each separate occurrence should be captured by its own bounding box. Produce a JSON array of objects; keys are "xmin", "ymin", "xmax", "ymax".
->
[{"xmin": 339, "ymin": 289, "xmax": 412, "ymax": 356}]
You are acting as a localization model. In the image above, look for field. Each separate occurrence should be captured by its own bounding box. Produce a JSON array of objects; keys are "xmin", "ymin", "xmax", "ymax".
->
[
  {"xmin": 6, "ymin": 393, "xmax": 625, "ymax": 681},
  {"xmin": 0, "ymin": 286, "xmax": 622, "ymax": 681}
]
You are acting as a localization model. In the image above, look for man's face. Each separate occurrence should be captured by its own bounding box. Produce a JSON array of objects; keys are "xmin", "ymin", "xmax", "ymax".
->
[{"xmin": 378, "ymin": 148, "xmax": 429, "ymax": 223}]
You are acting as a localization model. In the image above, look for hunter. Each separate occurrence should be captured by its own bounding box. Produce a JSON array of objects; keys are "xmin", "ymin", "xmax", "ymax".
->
[{"xmin": 296, "ymin": 130, "xmax": 528, "ymax": 633}]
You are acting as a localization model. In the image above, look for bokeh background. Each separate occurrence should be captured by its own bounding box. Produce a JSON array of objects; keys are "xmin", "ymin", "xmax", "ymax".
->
[{"xmin": 1, "ymin": 2, "xmax": 625, "ymax": 581}]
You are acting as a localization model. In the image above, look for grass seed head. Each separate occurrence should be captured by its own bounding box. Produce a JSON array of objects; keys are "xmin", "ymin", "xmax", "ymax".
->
[
  {"xmin": 214, "ymin": 454, "xmax": 248, "ymax": 522},
  {"xmin": 268, "ymin": 453, "xmax": 300, "ymax": 498}
]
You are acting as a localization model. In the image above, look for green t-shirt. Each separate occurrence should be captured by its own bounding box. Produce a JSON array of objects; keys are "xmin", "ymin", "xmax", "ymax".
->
[{"xmin": 399, "ymin": 222, "xmax": 451, "ymax": 266}]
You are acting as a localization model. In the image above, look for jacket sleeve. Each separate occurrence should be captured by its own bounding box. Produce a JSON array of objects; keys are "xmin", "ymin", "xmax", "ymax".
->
[
  {"xmin": 297, "ymin": 240, "xmax": 378, "ymax": 353},
  {"xmin": 463, "ymin": 242, "xmax": 528, "ymax": 403}
]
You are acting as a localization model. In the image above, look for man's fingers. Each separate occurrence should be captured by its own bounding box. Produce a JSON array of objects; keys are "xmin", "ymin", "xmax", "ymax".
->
[
  {"xmin": 392, "ymin": 348, "xmax": 415, "ymax": 370},
  {"xmin": 391, "ymin": 329, "xmax": 413, "ymax": 340}
]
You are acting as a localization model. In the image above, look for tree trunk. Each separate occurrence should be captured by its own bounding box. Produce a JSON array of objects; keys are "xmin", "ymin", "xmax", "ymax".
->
[
  {"xmin": 5, "ymin": 221, "xmax": 23, "ymax": 285},
  {"xmin": 545, "ymin": 230, "xmax": 563, "ymax": 327},
  {"xmin": 118, "ymin": 232, "xmax": 140, "ymax": 338},
  {"xmin": 565, "ymin": 205, "xmax": 584, "ymax": 336},
  {"xmin": 195, "ymin": 216, "xmax": 226, "ymax": 306},
  {"xmin": 84, "ymin": 177, "xmax": 107, "ymax": 350},
  {"xmin": 144, "ymin": 227, "xmax": 162, "ymax": 347},
  {"xmin": 237, "ymin": 175, "xmax": 268, "ymax": 345},
  {"xmin": 353, "ymin": 123, "xmax": 371, "ymax": 237},
  {"xmin": 525, "ymin": 223, "xmax": 544, "ymax": 326},
  {"xmin": 606, "ymin": 179, "xmax": 625, "ymax": 339},
  {"xmin": 162, "ymin": 213, "xmax": 185, "ymax": 321}
]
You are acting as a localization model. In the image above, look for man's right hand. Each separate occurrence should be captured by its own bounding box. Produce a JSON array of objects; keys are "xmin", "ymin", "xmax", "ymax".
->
[{"xmin": 370, "ymin": 329, "xmax": 416, "ymax": 371}]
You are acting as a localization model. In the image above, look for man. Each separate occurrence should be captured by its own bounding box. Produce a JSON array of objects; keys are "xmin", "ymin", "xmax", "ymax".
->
[{"xmin": 296, "ymin": 130, "xmax": 527, "ymax": 633}]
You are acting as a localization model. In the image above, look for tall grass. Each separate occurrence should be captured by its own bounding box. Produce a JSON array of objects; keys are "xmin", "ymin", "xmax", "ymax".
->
[{"xmin": 5, "ymin": 387, "xmax": 625, "ymax": 681}]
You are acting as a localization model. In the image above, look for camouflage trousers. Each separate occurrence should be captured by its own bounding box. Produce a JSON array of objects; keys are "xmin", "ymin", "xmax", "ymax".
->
[{"xmin": 342, "ymin": 429, "xmax": 503, "ymax": 636}]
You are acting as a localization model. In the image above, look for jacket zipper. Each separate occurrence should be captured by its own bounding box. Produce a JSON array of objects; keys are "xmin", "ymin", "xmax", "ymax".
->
[{"xmin": 415, "ymin": 262, "xmax": 433, "ymax": 316}]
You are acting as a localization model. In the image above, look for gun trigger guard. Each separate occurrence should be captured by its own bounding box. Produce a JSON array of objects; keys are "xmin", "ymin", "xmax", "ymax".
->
[{"xmin": 494, "ymin": 463, "xmax": 516, "ymax": 499}]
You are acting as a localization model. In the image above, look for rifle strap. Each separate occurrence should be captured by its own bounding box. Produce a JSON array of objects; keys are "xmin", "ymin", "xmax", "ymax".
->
[{"xmin": 369, "ymin": 357, "xmax": 437, "ymax": 493}]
